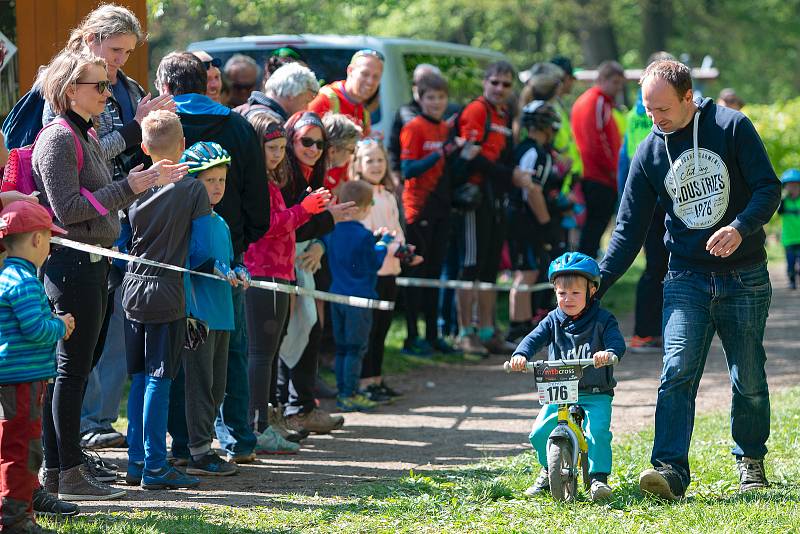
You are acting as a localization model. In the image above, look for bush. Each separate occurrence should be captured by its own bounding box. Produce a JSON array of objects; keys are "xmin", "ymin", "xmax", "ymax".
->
[{"xmin": 747, "ymin": 97, "xmax": 800, "ymax": 175}]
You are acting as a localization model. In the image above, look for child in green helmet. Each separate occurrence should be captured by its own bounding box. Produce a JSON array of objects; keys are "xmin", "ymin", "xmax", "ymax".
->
[
  {"xmin": 509, "ymin": 251, "xmax": 625, "ymax": 502},
  {"xmin": 779, "ymin": 169, "xmax": 800, "ymax": 289}
]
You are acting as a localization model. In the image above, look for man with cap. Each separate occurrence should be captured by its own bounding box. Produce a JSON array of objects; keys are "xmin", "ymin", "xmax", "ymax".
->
[{"xmin": 0, "ymin": 201, "xmax": 78, "ymax": 533}]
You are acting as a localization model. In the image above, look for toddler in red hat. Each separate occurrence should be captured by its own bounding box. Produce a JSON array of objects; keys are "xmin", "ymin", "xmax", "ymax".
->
[{"xmin": 0, "ymin": 200, "xmax": 75, "ymax": 533}]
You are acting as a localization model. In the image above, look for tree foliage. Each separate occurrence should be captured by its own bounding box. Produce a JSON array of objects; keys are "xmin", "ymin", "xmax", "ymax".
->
[{"xmin": 147, "ymin": 0, "xmax": 800, "ymax": 104}]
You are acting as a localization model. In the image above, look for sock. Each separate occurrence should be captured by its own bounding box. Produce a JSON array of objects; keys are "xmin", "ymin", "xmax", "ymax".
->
[
  {"xmin": 458, "ymin": 326, "xmax": 474, "ymax": 338},
  {"xmin": 478, "ymin": 326, "xmax": 494, "ymax": 341},
  {"xmin": 590, "ymin": 472, "xmax": 609, "ymax": 484}
]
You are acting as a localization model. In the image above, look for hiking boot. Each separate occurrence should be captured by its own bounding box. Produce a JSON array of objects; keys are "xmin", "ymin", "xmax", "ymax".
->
[
  {"xmin": 187, "ymin": 453, "xmax": 239, "ymax": 476},
  {"xmin": 402, "ymin": 337, "xmax": 434, "ymax": 357},
  {"xmin": 481, "ymin": 334, "xmax": 516, "ymax": 355},
  {"xmin": 431, "ymin": 337, "xmax": 463, "ymax": 355},
  {"xmin": 81, "ymin": 450, "xmax": 117, "ymax": 482},
  {"xmin": 225, "ymin": 452, "xmax": 256, "ymax": 464},
  {"xmin": 254, "ymin": 426, "xmax": 300, "ymax": 455},
  {"xmin": 125, "ymin": 461, "xmax": 144, "ymax": 486},
  {"xmin": 639, "ymin": 463, "xmax": 685, "ymax": 501},
  {"xmin": 336, "ymin": 394, "xmax": 378, "ymax": 412},
  {"xmin": 523, "ymin": 468, "xmax": 549, "ymax": 497},
  {"xmin": 737, "ymin": 456, "xmax": 769, "ymax": 492},
  {"xmin": 285, "ymin": 408, "xmax": 344, "ymax": 434},
  {"xmin": 268, "ymin": 403, "xmax": 308, "ymax": 443},
  {"xmin": 58, "ymin": 464, "xmax": 126, "ymax": 501},
  {"xmin": 39, "ymin": 468, "xmax": 59, "ymax": 495},
  {"xmin": 590, "ymin": 480, "xmax": 613, "ymax": 501},
  {"xmin": 628, "ymin": 335, "xmax": 663, "ymax": 353},
  {"xmin": 141, "ymin": 466, "xmax": 200, "ymax": 490},
  {"xmin": 32, "ymin": 486, "xmax": 79, "ymax": 517},
  {"xmin": 378, "ymin": 380, "xmax": 402, "ymax": 398},
  {"xmin": 4, "ymin": 518, "xmax": 57, "ymax": 534},
  {"xmin": 80, "ymin": 429, "xmax": 126, "ymax": 450},
  {"xmin": 361, "ymin": 384, "xmax": 392, "ymax": 403},
  {"xmin": 455, "ymin": 334, "xmax": 489, "ymax": 356}
]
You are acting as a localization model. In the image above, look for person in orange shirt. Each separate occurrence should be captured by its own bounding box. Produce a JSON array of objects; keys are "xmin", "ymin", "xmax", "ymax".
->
[{"xmin": 308, "ymin": 49, "xmax": 383, "ymax": 138}]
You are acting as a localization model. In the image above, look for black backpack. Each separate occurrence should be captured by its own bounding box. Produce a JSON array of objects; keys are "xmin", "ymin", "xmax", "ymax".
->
[{"xmin": 2, "ymin": 88, "xmax": 46, "ymax": 150}]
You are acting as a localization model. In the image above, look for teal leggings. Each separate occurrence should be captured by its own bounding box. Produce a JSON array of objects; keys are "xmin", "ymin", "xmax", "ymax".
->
[{"xmin": 528, "ymin": 392, "xmax": 613, "ymax": 475}]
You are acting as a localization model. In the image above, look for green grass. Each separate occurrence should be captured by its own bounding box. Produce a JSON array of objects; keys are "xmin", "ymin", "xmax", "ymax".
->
[{"xmin": 45, "ymin": 386, "xmax": 800, "ymax": 533}]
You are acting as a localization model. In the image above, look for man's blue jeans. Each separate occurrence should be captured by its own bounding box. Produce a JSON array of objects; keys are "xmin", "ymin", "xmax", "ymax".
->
[
  {"xmin": 330, "ymin": 303, "xmax": 372, "ymax": 398},
  {"xmin": 214, "ymin": 285, "xmax": 257, "ymax": 456},
  {"xmin": 653, "ymin": 262, "xmax": 771, "ymax": 487}
]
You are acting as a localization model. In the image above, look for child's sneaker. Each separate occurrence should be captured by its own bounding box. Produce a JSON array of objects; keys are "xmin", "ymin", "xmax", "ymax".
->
[
  {"xmin": 431, "ymin": 337, "xmax": 463, "ymax": 355},
  {"xmin": 226, "ymin": 452, "xmax": 257, "ymax": 464},
  {"xmin": 336, "ymin": 394, "xmax": 378, "ymax": 412},
  {"xmin": 361, "ymin": 384, "xmax": 391, "ymax": 403},
  {"xmin": 125, "ymin": 461, "xmax": 144, "ymax": 486},
  {"xmin": 523, "ymin": 468, "xmax": 549, "ymax": 497},
  {"xmin": 590, "ymin": 480, "xmax": 613, "ymax": 501},
  {"xmin": 254, "ymin": 427, "xmax": 300, "ymax": 455},
  {"xmin": 628, "ymin": 335, "xmax": 663, "ymax": 353},
  {"xmin": 378, "ymin": 380, "xmax": 402, "ymax": 398},
  {"xmin": 186, "ymin": 452, "xmax": 239, "ymax": 476},
  {"xmin": 401, "ymin": 337, "xmax": 433, "ymax": 357},
  {"xmin": 141, "ymin": 466, "xmax": 200, "ymax": 489}
]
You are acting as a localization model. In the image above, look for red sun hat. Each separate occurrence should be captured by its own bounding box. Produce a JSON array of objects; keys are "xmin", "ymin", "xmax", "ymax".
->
[{"xmin": 0, "ymin": 200, "xmax": 68, "ymax": 239}]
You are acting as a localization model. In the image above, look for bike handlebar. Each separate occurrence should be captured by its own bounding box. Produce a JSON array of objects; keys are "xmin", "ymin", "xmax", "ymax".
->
[{"xmin": 502, "ymin": 354, "xmax": 619, "ymax": 373}]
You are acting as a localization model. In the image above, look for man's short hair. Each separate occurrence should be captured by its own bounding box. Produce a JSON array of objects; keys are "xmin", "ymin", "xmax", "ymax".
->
[
  {"xmin": 338, "ymin": 179, "xmax": 373, "ymax": 209},
  {"xmin": 484, "ymin": 60, "xmax": 515, "ymax": 80},
  {"xmin": 264, "ymin": 63, "xmax": 319, "ymax": 99},
  {"xmin": 639, "ymin": 59, "xmax": 693, "ymax": 97},
  {"xmin": 416, "ymin": 73, "xmax": 448, "ymax": 98},
  {"xmin": 141, "ymin": 110, "xmax": 184, "ymax": 155},
  {"xmin": 224, "ymin": 53, "xmax": 261, "ymax": 78},
  {"xmin": 322, "ymin": 113, "xmax": 362, "ymax": 149},
  {"xmin": 412, "ymin": 63, "xmax": 442, "ymax": 84},
  {"xmin": 597, "ymin": 60, "xmax": 624, "ymax": 82},
  {"xmin": 718, "ymin": 88, "xmax": 745, "ymax": 108},
  {"xmin": 156, "ymin": 51, "xmax": 206, "ymax": 96}
]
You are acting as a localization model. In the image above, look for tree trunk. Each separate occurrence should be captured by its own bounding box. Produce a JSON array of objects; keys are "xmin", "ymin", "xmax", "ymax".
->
[
  {"xmin": 574, "ymin": 0, "xmax": 620, "ymax": 66},
  {"xmin": 641, "ymin": 0, "xmax": 673, "ymax": 63}
]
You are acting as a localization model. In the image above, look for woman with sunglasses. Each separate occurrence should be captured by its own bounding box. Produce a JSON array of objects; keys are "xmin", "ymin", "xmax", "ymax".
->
[
  {"xmin": 275, "ymin": 111, "xmax": 359, "ymax": 435},
  {"xmin": 32, "ymin": 50, "xmax": 185, "ymax": 502}
]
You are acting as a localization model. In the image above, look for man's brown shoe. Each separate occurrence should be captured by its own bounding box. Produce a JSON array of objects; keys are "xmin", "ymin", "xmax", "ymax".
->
[{"xmin": 285, "ymin": 408, "xmax": 344, "ymax": 434}]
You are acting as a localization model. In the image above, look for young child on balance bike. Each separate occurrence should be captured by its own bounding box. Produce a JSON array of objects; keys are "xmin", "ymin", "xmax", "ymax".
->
[{"xmin": 508, "ymin": 252, "xmax": 626, "ymax": 501}]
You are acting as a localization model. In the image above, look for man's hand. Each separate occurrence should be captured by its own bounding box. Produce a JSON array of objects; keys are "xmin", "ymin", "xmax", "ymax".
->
[{"xmin": 706, "ymin": 226, "xmax": 742, "ymax": 257}]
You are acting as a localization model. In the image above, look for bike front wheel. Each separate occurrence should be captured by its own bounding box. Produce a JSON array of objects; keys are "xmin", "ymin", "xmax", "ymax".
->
[{"xmin": 547, "ymin": 439, "xmax": 577, "ymax": 502}]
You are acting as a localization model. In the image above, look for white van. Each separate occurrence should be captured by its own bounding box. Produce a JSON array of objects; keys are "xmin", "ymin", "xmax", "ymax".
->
[{"xmin": 186, "ymin": 34, "xmax": 508, "ymax": 136}]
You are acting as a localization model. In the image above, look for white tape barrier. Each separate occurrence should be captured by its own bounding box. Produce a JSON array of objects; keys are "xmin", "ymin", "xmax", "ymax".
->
[
  {"xmin": 50, "ymin": 237, "xmax": 395, "ymax": 311},
  {"xmin": 396, "ymin": 276, "xmax": 553, "ymax": 293}
]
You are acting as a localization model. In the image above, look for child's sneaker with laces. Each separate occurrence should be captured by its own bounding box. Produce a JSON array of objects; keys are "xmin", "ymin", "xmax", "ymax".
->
[
  {"xmin": 336, "ymin": 394, "xmax": 378, "ymax": 412},
  {"xmin": 141, "ymin": 466, "xmax": 200, "ymax": 489},
  {"xmin": 523, "ymin": 468, "xmax": 549, "ymax": 497},
  {"xmin": 737, "ymin": 456, "xmax": 769, "ymax": 492},
  {"xmin": 590, "ymin": 479, "xmax": 613, "ymax": 501},
  {"xmin": 186, "ymin": 452, "xmax": 239, "ymax": 476}
]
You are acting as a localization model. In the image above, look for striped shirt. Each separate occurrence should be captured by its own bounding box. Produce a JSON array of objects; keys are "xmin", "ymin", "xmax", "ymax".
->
[{"xmin": 0, "ymin": 257, "xmax": 64, "ymax": 384}]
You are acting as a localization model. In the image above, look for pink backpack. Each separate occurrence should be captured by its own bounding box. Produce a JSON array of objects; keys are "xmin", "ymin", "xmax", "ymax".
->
[{"xmin": 2, "ymin": 117, "xmax": 108, "ymax": 217}]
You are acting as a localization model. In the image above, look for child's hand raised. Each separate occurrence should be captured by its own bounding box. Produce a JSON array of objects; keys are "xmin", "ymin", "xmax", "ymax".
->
[
  {"xmin": 593, "ymin": 351, "xmax": 614, "ymax": 368},
  {"xmin": 301, "ymin": 187, "xmax": 331, "ymax": 214}
]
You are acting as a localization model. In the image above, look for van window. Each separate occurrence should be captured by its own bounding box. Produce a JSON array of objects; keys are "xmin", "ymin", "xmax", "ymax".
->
[
  {"xmin": 211, "ymin": 48, "xmax": 358, "ymax": 87},
  {"xmin": 402, "ymin": 53, "xmax": 490, "ymax": 105}
]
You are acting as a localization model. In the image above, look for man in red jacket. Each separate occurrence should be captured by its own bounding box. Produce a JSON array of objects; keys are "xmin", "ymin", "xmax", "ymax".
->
[{"xmin": 572, "ymin": 61, "xmax": 625, "ymax": 258}]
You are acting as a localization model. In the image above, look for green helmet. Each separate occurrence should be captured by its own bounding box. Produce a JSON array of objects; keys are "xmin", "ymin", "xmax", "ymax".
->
[{"xmin": 181, "ymin": 141, "xmax": 231, "ymax": 174}]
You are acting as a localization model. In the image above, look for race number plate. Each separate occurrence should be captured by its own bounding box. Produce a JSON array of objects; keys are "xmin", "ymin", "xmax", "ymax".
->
[
  {"xmin": 534, "ymin": 364, "xmax": 582, "ymax": 405},
  {"xmin": 537, "ymin": 380, "xmax": 579, "ymax": 405}
]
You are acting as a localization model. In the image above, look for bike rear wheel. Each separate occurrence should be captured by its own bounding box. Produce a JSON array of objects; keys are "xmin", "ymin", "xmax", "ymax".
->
[{"xmin": 547, "ymin": 440, "xmax": 577, "ymax": 501}]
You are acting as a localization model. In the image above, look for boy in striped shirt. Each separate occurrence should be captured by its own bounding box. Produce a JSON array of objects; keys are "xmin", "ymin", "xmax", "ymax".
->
[{"xmin": 0, "ymin": 200, "xmax": 75, "ymax": 533}]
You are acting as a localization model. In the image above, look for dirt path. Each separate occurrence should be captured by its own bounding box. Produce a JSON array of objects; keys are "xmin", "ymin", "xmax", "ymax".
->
[{"xmin": 84, "ymin": 268, "xmax": 800, "ymax": 511}]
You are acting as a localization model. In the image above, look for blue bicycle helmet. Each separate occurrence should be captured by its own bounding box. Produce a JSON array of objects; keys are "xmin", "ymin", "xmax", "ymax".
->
[
  {"xmin": 548, "ymin": 252, "xmax": 601, "ymax": 287},
  {"xmin": 181, "ymin": 141, "xmax": 231, "ymax": 174},
  {"xmin": 781, "ymin": 169, "xmax": 800, "ymax": 185}
]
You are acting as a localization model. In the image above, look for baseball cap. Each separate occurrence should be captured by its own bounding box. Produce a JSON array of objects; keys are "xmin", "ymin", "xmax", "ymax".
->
[{"xmin": 0, "ymin": 201, "xmax": 67, "ymax": 239}]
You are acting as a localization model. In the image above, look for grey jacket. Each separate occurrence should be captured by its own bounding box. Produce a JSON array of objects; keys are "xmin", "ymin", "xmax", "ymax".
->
[{"xmin": 31, "ymin": 113, "xmax": 138, "ymax": 246}]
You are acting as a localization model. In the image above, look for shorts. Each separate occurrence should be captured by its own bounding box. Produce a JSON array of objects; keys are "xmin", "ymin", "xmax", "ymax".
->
[
  {"xmin": 460, "ymin": 197, "xmax": 507, "ymax": 283},
  {"xmin": 506, "ymin": 206, "xmax": 544, "ymax": 271}
]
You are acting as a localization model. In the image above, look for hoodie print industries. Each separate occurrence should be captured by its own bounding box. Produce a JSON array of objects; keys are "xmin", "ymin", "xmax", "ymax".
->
[{"xmin": 602, "ymin": 97, "xmax": 780, "ymax": 279}]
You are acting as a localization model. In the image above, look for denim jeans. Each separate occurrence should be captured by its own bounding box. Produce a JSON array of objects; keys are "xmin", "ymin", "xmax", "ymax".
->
[
  {"xmin": 80, "ymin": 291, "xmax": 127, "ymax": 434},
  {"xmin": 653, "ymin": 262, "xmax": 771, "ymax": 487},
  {"xmin": 127, "ymin": 372, "xmax": 172, "ymax": 472},
  {"xmin": 214, "ymin": 285, "xmax": 257, "ymax": 456},
  {"xmin": 330, "ymin": 303, "xmax": 373, "ymax": 398},
  {"xmin": 784, "ymin": 244, "xmax": 800, "ymax": 283},
  {"xmin": 529, "ymin": 393, "xmax": 613, "ymax": 475}
]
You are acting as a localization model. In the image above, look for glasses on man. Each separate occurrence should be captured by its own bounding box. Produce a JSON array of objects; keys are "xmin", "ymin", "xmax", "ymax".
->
[
  {"xmin": 351, "ymin": 48, "xmax": 385, "ymax": 63},
  {"xmin": 202, "ymin": 58, "xmax": 222, "ymax": 70},
  {"xmin": 299, "ymin": 137, "xmax": 326, "ymax": 150},
  {"xmin": 76, "ymin": 80, "xmax": 112, "ymax": 94},
  {"xmin": 488, "ymin": 79, "xmax": 513, "ymax": 88}
]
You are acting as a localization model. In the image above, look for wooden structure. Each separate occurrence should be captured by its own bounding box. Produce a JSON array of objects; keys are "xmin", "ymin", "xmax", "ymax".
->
[{"xmin": 15, "ymin": 0, "xmax": 148, "ymax": 93}]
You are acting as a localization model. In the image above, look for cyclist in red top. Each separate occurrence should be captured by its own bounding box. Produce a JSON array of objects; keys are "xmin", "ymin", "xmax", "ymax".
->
[
  {"xmin": 454, "ymin": 61, "xmax": 534, "ymax": 356},
  {"xmin": 308, "ymin": 49, "xmax": 383, "ymax": 138}
]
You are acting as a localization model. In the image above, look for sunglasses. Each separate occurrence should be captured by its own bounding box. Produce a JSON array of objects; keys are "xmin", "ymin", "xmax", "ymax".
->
[
  {"xmin": 76, "ymin": 80, "xmax": 111, "ymax": 94},
  {"xmin": 351, "ymin": 48, "xmax": 385, "ymax": 63},
  {"xmin": 488, "ymin": 79, "xmax": 513, "ymax": 88},
  {"xmin": 202, "ymin": 58, "xmax": 222, "ymax": 70},
  {"xmin": 299, "ymin": 137, "xmax": 326, "ymax": 150}
]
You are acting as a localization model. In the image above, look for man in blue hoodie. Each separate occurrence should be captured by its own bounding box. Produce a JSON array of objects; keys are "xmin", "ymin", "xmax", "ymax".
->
[
  {"xmin": 155, "ymin": 52, "xmax": 269, "ymax": 463},
  {"xmin": 597, "ymin": 60, "xmax": 780, "ymax": 500}
]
